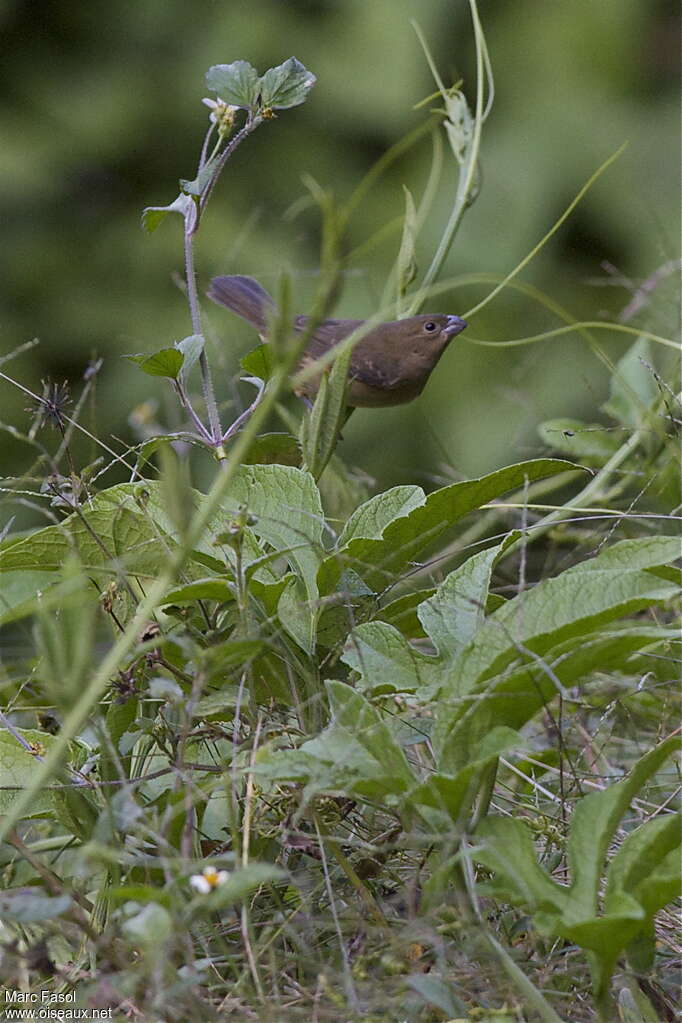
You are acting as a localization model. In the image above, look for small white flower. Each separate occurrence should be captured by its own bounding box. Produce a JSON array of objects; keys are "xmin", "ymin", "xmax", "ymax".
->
[
  {"xmin": 202, "ymin": 98, "xmax": 238, "ymax": 131},
  {"xmin": 190, "ymin": 864, "xmax": 230, "ymax": 894}
]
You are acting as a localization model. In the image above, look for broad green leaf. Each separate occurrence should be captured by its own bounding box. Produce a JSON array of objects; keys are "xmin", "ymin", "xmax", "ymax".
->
[
  {"xmin": 338, "ymin": 485, "xmax": 424, "ymax": 547},
  {"xmin": 602, "ymin": 337, "xmax": 657, "ymax": 428},
  {"xmin": 259, "ymin": 57, "xmax": 316, "ymax": 109},
  {"xmin": 325, "ymin": 680, "xmax": 414, "ymax": 792},
  {"xmin": 240, "ymin": 344, "xmax": 273, "ymax": 380},
  {"xmin": 0, "ymin": 568, "xmax": 65, "ymax": 625},
  {"xmin": 633, "ymin": 844, "xmax": 682, "ymax": 920},
  {"xmin": 141, "ymin": 193, "xmax": 194, "ymax": 233},
  {"xmin": 122, "ymin": 903, "xmax": 173, "ymax": 946},
  {"xmin": 447, "ymin": 536, "xmax": 680, "ymax": 696},
  {"xmin": 277, "ymin": 576, "xmax": 315, "ymax": 653},
  {"xmin": 407, "ymin": 726, "xmax": 522, "ymax": 832},
  {"xmin": 434, "ymin": 626, "xmax": 678, "ymax": 771},
  {"xmin": 101, "ymin": 694, "xmax": 139, "ymax": 782},
  {"xmin": 0, "ymin": 891, "xmax": 72, "ymax": 922},
  {"xmin": 605, "ymin": 812, "xmax": 682, "ymax": 912},
  {"xmin": 199, "ymin": 639, "xmax": 268, "ymax": 674},
  {"xmin": 341, "ymin": 620, "xmax": 439, "ymax": 695},
  {"xmin": 0, "ymin": 472, "xmax": 322, "ymax": 606},
  {"xmin": 0, "ymin": 729, "xmax": 81, "ymax": 818},
  {"xmin": 163, "ymin": 578, "xmax": 234, "ymax": 603},
  {"xmin": 192, "ymin": 688, "xmax": 241, "ymax": 719},
  {"xmin": 0, "ymin": 486, "xmax": 169, "ymax": 576},
  {"xmin": 242, "ymin": 432, "xmax": 300, "ymax": 466},
  {"xmin": 222, "ymin": 465, "xmax": 324, "ymax": 604},
  {"xmin": 318, "ymin": 459, "xmax": 581, "ymax": 594},
  {"xmin": 417, "ymin": 533, "xmax": 518, "ymax": 659},
  {"xmin": 254, "ymin": 681, "xmax": 416, "ymax": 798},
  {"xmin": 175, "ymin": 334, "xmax": 204, "ymax": 384},
  {"xmin": 538, "ymin": 418, "xmax": 622, "ymax": 461},
  {"xmin": 315, "ymin": 569, "xmax": 375, "ymax": 649},
  {"xmin": 125, "ymin": 347, "xmax": 185, "ymax": 379},
  {"xmin": 474, "ymin": 816, "xmax": 569, "ymax": 913},
  {"xmin": 406, "ymin": 974, "xmax": 468, "ymax": 1017},
  {"xmin": 565, "ymin": 735, "xmax": 681, "ymax": 925},
  {"xmin": 378, "ymin": 588, "xmax": 434, "ymax": 638},
  {"xmin": 206, "ymin": 60, "xmax": 260, "ymax": 109},
  {"xmin": 573, "ymin": 535, "xmax": 681, "ymax": 574}
]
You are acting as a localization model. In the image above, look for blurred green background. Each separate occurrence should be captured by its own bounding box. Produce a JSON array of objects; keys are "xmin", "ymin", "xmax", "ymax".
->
[{"xmin": 1, "ymin": 0, "xmax": 679, "ymax": 507}]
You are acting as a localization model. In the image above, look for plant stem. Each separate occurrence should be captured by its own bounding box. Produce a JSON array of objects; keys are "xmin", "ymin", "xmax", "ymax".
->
[
  {"xmin": 198, "ymin": 114, "xmax": 261, "ymax": 218},
  {"xmin": 183, "ymin": 206, "xmax": 222, "ymax": 445},
  {"xmin": 173, "ymin": 379, "xmax": 214, "ymax": 443},
  {"xmin": 408, "ymin": 0, "xmax": 489, "ymax": 314}
]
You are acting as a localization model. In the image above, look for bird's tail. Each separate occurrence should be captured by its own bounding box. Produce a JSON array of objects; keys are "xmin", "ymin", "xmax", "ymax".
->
[{"xmin": 207, "ymin": 275, "xmax": 275, "ymax": 333}]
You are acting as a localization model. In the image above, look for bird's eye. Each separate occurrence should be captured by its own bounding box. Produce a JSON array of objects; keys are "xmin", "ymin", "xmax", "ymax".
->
[{"xmin": 424, "ymin": 321, "xmax": 437, "ymax": 332}]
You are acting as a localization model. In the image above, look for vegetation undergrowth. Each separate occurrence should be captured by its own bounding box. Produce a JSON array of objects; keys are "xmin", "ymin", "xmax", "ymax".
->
[{"xmin": 0, "ymin": 4, "xmax": 679, "ymax": 1021}]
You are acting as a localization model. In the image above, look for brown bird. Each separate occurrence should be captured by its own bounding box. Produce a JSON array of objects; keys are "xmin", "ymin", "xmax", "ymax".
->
[{"xmin": 208, "ymin": 275, "xmax": 467, "ymax": 408}]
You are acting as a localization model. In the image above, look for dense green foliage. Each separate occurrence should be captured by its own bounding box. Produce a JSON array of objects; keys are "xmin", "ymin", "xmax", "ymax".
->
[{"xmin": 0, "ymin": 4, "xmax": 680, "ymax": 1021}]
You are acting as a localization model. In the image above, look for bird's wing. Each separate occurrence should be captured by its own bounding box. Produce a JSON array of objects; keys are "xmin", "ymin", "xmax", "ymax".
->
[{"xmin": 293, "ymin": 317, "xmax": 365, "ymax": 359}]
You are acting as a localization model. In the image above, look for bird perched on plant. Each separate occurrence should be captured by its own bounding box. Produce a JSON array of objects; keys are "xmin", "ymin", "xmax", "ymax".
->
[{"xmin": 208, "ymin": 275, "xmax": 467, "ymax": 408}]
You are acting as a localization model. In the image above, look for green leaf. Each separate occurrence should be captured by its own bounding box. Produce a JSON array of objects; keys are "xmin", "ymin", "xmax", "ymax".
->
[
  {"xmin": 396, "ymin": 185, "xmax": 418, "ymax": 301},
  {"xmin": 474, "ymin": 816, "xmax": 569, "ymax": 913},
  {"xmin": 125, "ymin": 348, "xmax": 185, "ymax": 379},
  {"xmin": 34, "ymin": 555, "xmax": 96, "ymax": 710},
  {"xmin": 175, "ymin": 334, "xmax": 204, "ymax": 384},
  {"xmin": 259, "ymin": 57, "xmax": 316, "ymax": 109},
  {"xmin": 319, "ymin": 459, "xmax": 582, "ymax": 594},
  {"xmin": 0, "ymin": 473, "xmax": 325, "ymax": 608},
  {"xmin": 240, "ymin": 344, "xmax": 273, "ymax": 380},
  {"xmin": 378, "ymin": 588, "xmax": 434, "ymax": 638},
  {"xmin": 446, "ymin": 536, "xmax": 681, "ymax": 696},
  {"xmin": 315, "ymin": 570, "xmax": 374, "ymax": 649},
  {"xmin": 406, "ymin": 974, "xmax": 467, "ymax": 1017},
  {"xmin": 0, "ymin": 568, "xmax": 66, "ymax": 625},
  {"xmin": 538, "ymin": 418, "xmax": 622, "ymax": 461},
  {"xmin": 256, "ymin": 682, "xmax": 416, "ymax": 800},
  {"xmin": 101, "ymin": 694, "xmax": 138, "ymax": 782},
  {"xmin": 341, "ymin": 620, "xmax": 439, "ymax": 695},
  {"xmin": 325, "ymin": 680, "xmax": 414, "ymax": 792},
  {"xmin": 337, "ymin": 485, "xmax": 424, "ymax": 547},
  {"xmin": 434, "ymin": 625, "xmax": 677, "ymax": 772},
  {"xmin": 122, "ymin": 902, "xmax": 173, "ymax": 946},
  {"xmin": 277, "ymin": 575, "xmax": 315, "ymax": 653},
  {"xmin": 163, "ymin": 578, "xmax": 234, "ymax": 604},
  {"xmin": 632, "ymin": 843, "xmax": 682, "ymax": 920},
  {"xmin": 222, "ymin": 465, "xmax": 324, "ymax": 605},
  {"xmin": 206, "ymin": 60, "xmax": 261, "ymax": 109},
  {"xmin": 564, "ymin": 735, "xmax": 681, "ymax": 925},
  {"xmin": 408, "ymin": 726, "xmax": 522, "ymax": 832},
  {"xmin": 0, "ymin": 729, "xmax": 79, "ymax": 818},
  {"xmin": 605, "ymin": 812, "xmax": 682, "ymax": 913},
  {"xmin": 179, "ymin": 154, "xmax": 220, "ymax": 197},
  {"xmin": 300, "ymin": 337, "xmax": 351, "ymax": 480},
  {"xmin": 0, "ymin": 482, "xmax": 208, "ymax": 581},
  {"xmin": 417, "ymin": 533, "xmax": 518, "ymax": 659},
  {"xmin": 141, "ymin": 193, "xmax": 194, "ymax": 233},
  {"xmin": 242, "ymin": 432, "xmax": 300, "ymax": 466},
  {"xmin": 602, "ymin": 337, "xmax": 657, "ymax": 428},
  {"xmin": 0, "ymin": 891, "xmax": 72, "ymax": 922}
]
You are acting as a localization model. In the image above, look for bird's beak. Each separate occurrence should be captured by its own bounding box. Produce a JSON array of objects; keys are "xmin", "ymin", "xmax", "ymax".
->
[{"xmin": 444, "ymin": 315, "xmax": 467, "ymax": 338}]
